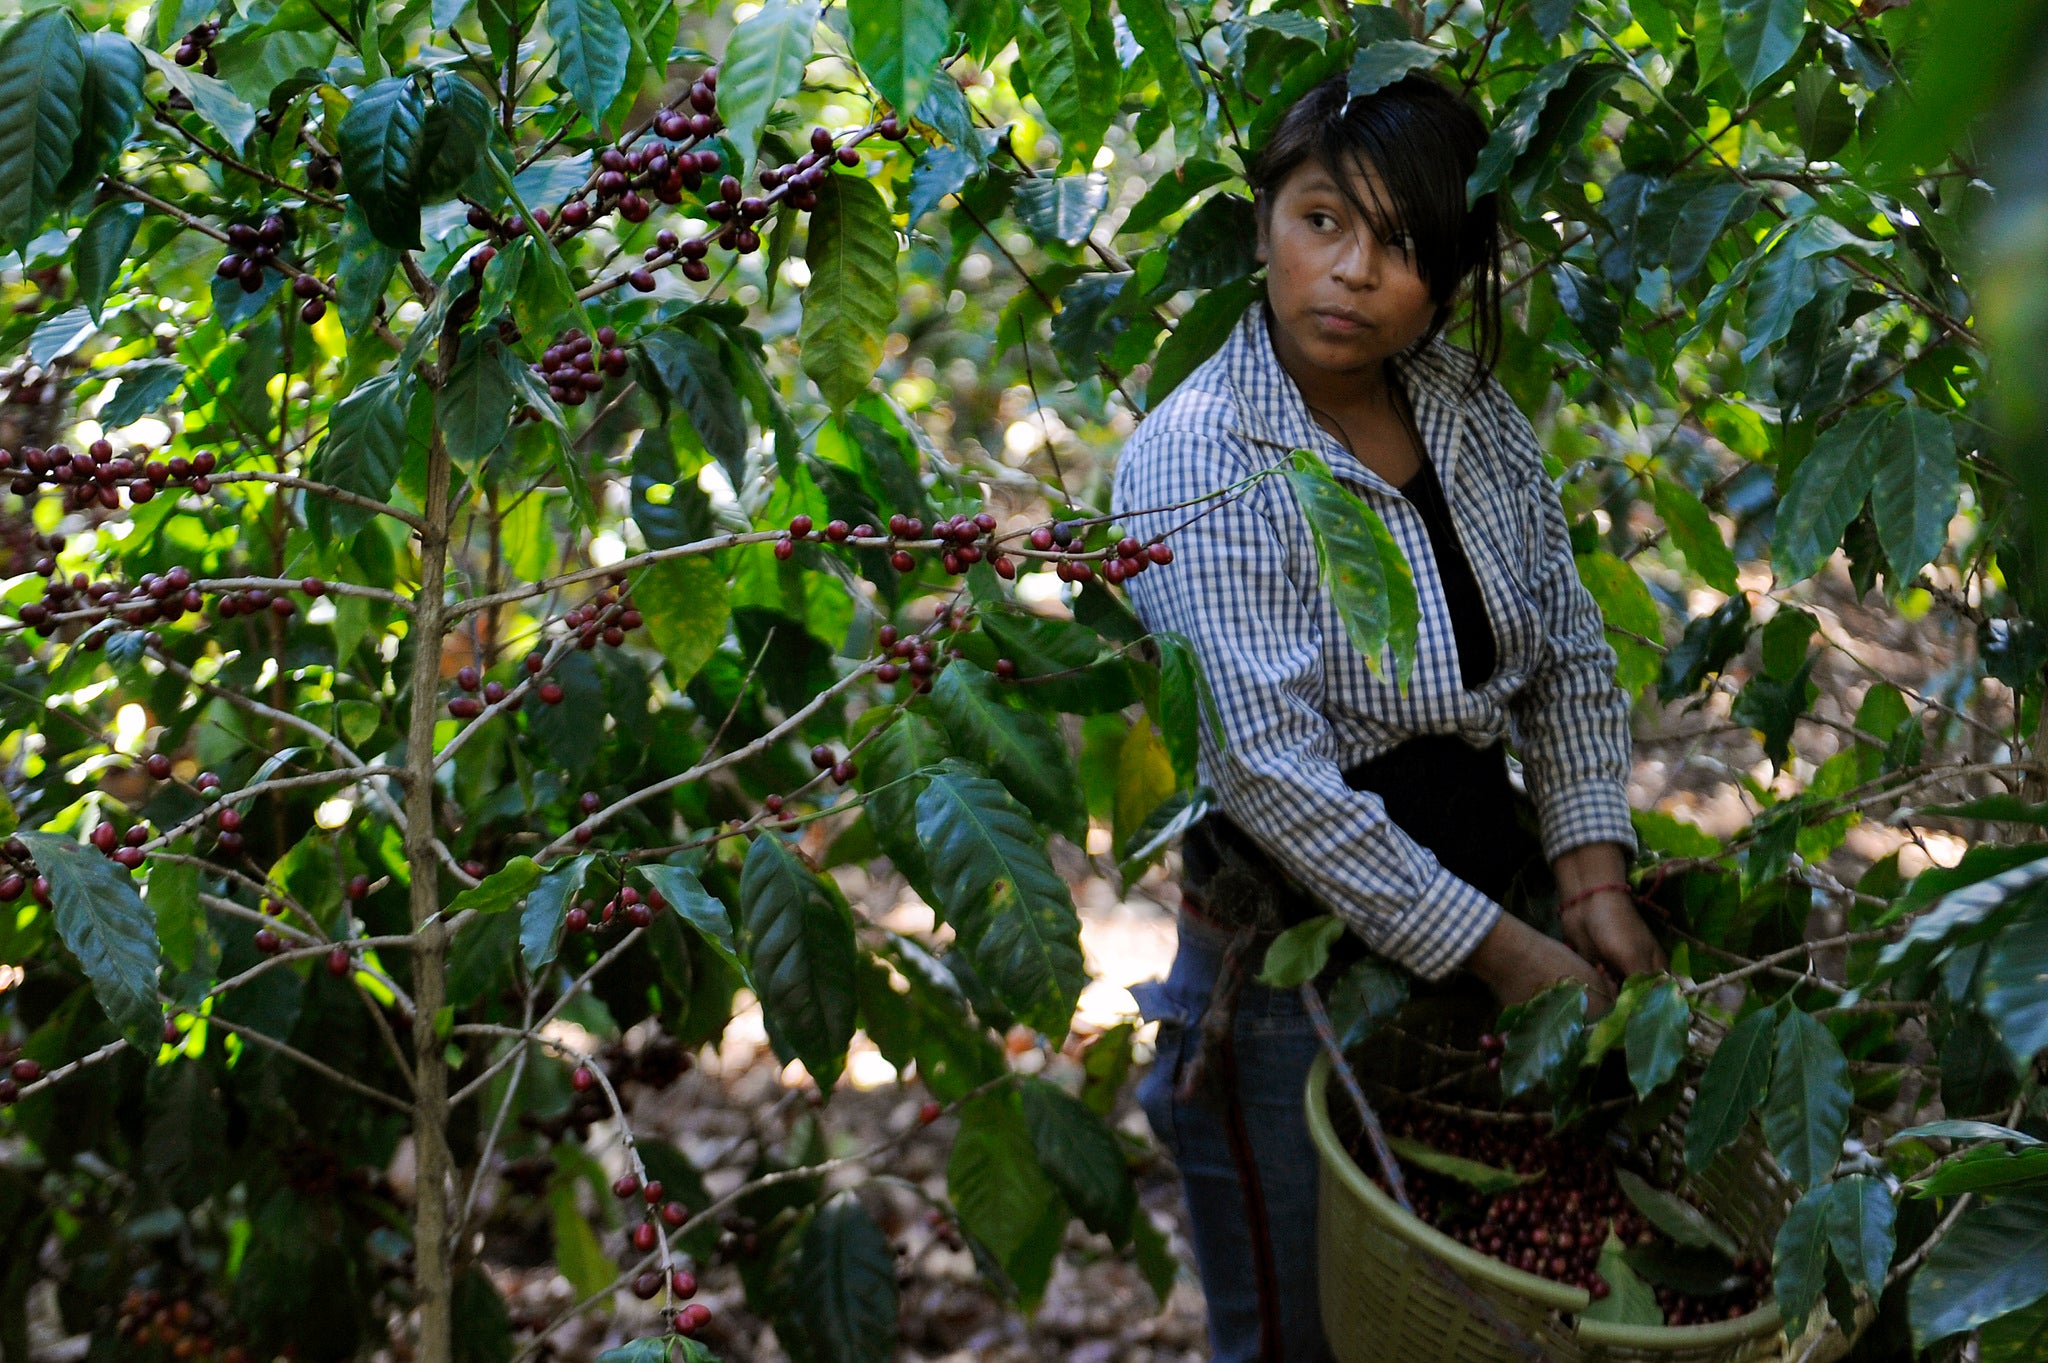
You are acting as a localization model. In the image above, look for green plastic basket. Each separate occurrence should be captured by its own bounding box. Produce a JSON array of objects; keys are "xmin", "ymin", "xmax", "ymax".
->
[{"xmin": 1304, "ymin": 1006, "xmax": 1845, "ymax": 1363}]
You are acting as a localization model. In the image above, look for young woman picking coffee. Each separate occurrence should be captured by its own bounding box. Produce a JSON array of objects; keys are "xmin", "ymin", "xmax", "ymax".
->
[{"xmin": 1112, "ymin": 74, "xmax": 1664, "ymax": 1362}]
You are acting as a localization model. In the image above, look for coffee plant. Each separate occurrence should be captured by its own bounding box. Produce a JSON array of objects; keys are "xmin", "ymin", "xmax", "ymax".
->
[{"xmin": 1, "ymin": 0, "xmax": 2045, "ymax": 1359}]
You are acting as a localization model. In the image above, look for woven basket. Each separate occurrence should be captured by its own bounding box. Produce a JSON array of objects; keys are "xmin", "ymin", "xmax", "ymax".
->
[{"xmin": 1304, "ymin": 989, "xmax": 1826, "ymax": 1363}]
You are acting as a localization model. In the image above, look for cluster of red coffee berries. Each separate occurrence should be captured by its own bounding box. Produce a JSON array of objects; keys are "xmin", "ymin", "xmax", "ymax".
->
[
  {"xmin": 215, "ymin": 216, "xmax": 293, "ymax": 295},
  {"xmin": 0, "ymin": 839, "xmax": 49, "ymax": 909},
  {"xmin": 0, "ymin": 1048, "xmax": 41, "ymax": 1105},
  {"xmin": 2, "ymin": 439, "xmax": 218, "ymax": 513},
  {"xmin": 88, "ymin": 817, "xmax": 152, "ymax": 870},
  {"xmin": 873, "ymin": 624, "xmax": 946, "ymax": 692},
  {"xmin": 560, "ymin": 881, "xmax": 670, "ymax": 933},
  {"xmin": 1375, "ymin": 1107, "xmax": 1768, "ymax": 1323},
  {"xmin": 531, "ymin": 327, "xmax": 630, "ymax": 407},
  {"xmin": 170, "ymin": 20, "xmax": 220, "ymax": 70},
  {"xmin": 116, "ymin": 1289, "xmax": 249, "ymax": 1361}
]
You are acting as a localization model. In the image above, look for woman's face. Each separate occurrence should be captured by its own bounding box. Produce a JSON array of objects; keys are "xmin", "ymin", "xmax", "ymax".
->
[{"xmin": 1256, "ymin": 155, "xmax": 1441, "ymax": 383}]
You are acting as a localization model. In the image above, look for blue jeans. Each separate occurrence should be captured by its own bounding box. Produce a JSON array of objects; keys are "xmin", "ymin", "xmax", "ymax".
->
[{"xmin": 1135, "ymin": 912, "xmax": 1336, "ymax": 1363}]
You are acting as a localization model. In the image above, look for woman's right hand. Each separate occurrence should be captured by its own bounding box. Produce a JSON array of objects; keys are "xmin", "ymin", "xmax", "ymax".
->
[{"xmin": 1464, "ymin": 912, "xmax": 1615, "ymax": 1014}]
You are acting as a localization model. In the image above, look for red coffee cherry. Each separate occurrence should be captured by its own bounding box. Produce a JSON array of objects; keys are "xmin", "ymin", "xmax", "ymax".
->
[
  {"xmin": 918, "ymin": 1101, "xmax": 941, "ymax": 1125},
  {"xmin": 571, "ymin": 1066, "xmax": 596, "ymax": 1092},
  {"xmin": 632, "ymin": 1221, "xmax": 659, "ymax": 1252},
  {"xmin": 326, "ymin": 947, "xmax": 352, "ymax": 977}
]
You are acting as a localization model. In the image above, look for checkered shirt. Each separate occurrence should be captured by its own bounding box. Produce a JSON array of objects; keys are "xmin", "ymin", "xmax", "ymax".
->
[{"xmin": 1111, "ymin": 301, "xmax": 1637, "ymax": 981}]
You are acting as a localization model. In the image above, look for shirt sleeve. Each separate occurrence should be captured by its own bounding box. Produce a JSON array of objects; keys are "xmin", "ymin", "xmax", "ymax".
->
[
  {"xmin": 1486, "ymin": 381, "xmax": 1640, "ymax": 863},
  {"xmin": 1114, "ymin": 423, "xmax": 1501, "ymax": 981}
]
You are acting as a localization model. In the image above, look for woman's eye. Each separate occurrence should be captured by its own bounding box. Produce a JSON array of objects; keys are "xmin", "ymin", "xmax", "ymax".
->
[{"xmin": 1306, "ymin": 211, "xmax": 1338, "ymax": 230}]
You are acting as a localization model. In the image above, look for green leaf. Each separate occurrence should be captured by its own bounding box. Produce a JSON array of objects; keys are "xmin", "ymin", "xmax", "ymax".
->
[
  {"xmin": 853, "ymin": 709, "xmax": 954, "ymax": 895},
  {"xmin": 1021, "ymin": 1076, "xmax": 1135, "ymax": 1240},
  {"xmin": 796, "ymin": 1191, "xmax": 898, "ymax": 1363},
  {"xmin": 1763, "ymin": 1009, "xmax": 1852, "ymax": 1188},
  {"xmin": 1773, "ymin": 407, "xmax": 1886, "ymax": 584},
  {"xmin": 1468, "ymin": 52, "xmax": 1590, "ymax": 201},
  {"xmin": 520, "ymin": 855, "xmax": 593, "ymax": 973},
  {"xmin": 1792, "ymin": 64, "xmax": 1855, "ymax": 161},
  {"xmin": 1740, "ymin": 232, "xmax": 1821, "ymax": 361},
  {"xmin": 1624, "ymin": 979, "xmax": 1691, "ymax": 1098},
  {"xmin": 631, "ymin": 556, "xmax": 729, "ymax": 691},
  {"xmin": 1981, "ymin": 898, "xmax": 2048, "ymax": 1071},
  {"xmin": 1147, "ymin": 276, "xmax": 1260, "ymax": 405},
  {"xmin": 1984, "ymin": 1297, "xmax": 2048, "ymax": 1363},
  {"xmin": 1722, "ymin": 0, "xmax": 1806, "ymax": 94},
  {"xmin": 1911, "ymin": 1147, "xmax": 2048, "ymax": 1198},
  {"xmin": 740, "ymin": 834, "xmax": 859, "ymax": 1090},
  {"xmin": 1118, "ymin": 0, "xmax": 1203, "ymax": 152},
  {"xmin": 913, "ymin": 72, "xmax": 984, "ymax": 166},
  {"xmin": 143, "ymin": 48, "xmax": 256, "ymax": 154},
  {"xmin": 145, "ymin": 1060, "xmax": 226, "ymax": 1207},
  {"xmin": 417, "ymin": 73, "xmax": 494, "ymax": 203},
  {"xmin": 1347, "ymin": 39, "xmax": 1440, "ymax": 99},
  {"xmin": 1652, "ymin": 477, "xmax": 1738, "ymax": 594},
  {"xmin": 799, "ymin": 171, "xmax": 898, "ymax": 411},
  {"xmin": 930, "ymin": 662, "xmax": 1084, "ymax": 838},
  {"xmin": 848, "ymin": 0, "xmax": 953, "ymax": 117},
  {"xmin": 28, "ymin": 307, "xmax": 93, "ymax": 366},
  {"xmin": 1908, "ymin": 1188, "xmax": 2048, "ymax": 1347},
  {"xmin": 949, "ymin": 1091, "xmax": 1068, "ymax": 1305},
  {"xmin": 20, "ymin": 832, "xmax": 159, "ymax": 1032},
  {"xmin": 447, "ymin": 857, "xmax": 544, "ymax": 916},
  {"xmin": 1641, "ymin": 177, "xmax": 1759, "ymax": 284},
  {"xmin": 717, "ymin": 0, "xmax": 819, "ymax": 169},
  {"xmin": 907, "ymin": 144, "xmax": 976, "ymax": 223},
  {"xmin": 1685, "ymin": 1005, "xmax": 1778, "ymax": 1173},
  {"xmin": 1499, "ymin": 980, "xmax": 1588, "ymax": 1101},
  {"xmin": 337, "ymin": 200, "xmax": 398, "ymax": 335},
  {"xmin": 1870, "ymin": 405, "xmax": 1958, "ymax": 585},
  {"xmin": 1015, "ymin": 1, "xmax": 1118, "ymax": 165},
  {"xmin": 637, "ymin": 328, "xmax": 749, "ymax": 486},
  {"xmin": 1893, "ymin": 1120, "xmax": 2044, "ymax": 1148},
  {"xmin": 307, "ymin": 373, "xmax": 408, "ymax": 540},
  {"xmin": 1159, "ymin": 193, "xmax": 1258, "ymax": 292},
  {"xmin": 101, "ymin": 359, "xmax": 183, "ymax": 427},
  {"xmin": 913, "ymin": 760, "xmax": 1086, "ymax": 1039},
  {"xmin": 337, "ymin": 76, "xmax": 427, "ymax": 251},
  {"xmin": 547, "ymin": 1167, "xmax": 614, "ymax": 1298},
  {"xmin": 60, "ymin": 32, "xmax": 146, "ymax": 201},
  {"xmin": 1585, "ymin": 1230, "xmax": 1664, "ymax": 1326},
  {"xmin": 441, "ymin": 336, "xmax": 517, "ymax": 466},
  {"xmin": 1285, "ymin": 449, "xmax": 1420, "ymax": 686},
  {"xmin": 1552, "ymin": 261, "xmax": 1621, "ymax": 358},
  {"xmin": 0, "ymin": 9, "xmax": 85, "ymax": 255},
  {"xmin": 73, "ymin": 199, "xmax": 142, "ymax": 323},
  {"xmin": 1614, "ymin": 1169, "xmax": 1743, "ymax": 1258},
  {"xmin": 858, "ymin": 939, "xmax": 1005, "ymax": 1099},
  {"xmin": 547, "ymin": 0, "xmax": 631, "ymax": 128},
  {"xmin": 1154, "ymin": 631, "xmax": 1221, "ymax": 784},
  {"xmin": 1121, "ymin": 159, "xmax": 1233, "ymax": 236},
  {"xmin": 1014, "ymin": 172, "xmax": 1109, "ymax": 247},
  {"xmin": 1327, "ymin": 955, "xmax": 1408, "ymax": 1049},
  {"xmin": 1387, "ymin": 1136, "xmax": 1541, "ymax": 1195},
  {"xmin": 637, "ymin": 863, "xmax": 744, "ymax": 975},
  {"xmin": 1772, "ymin": 1183, "xmax": 1832, "ymax": 1336},
  {"xmin": 1256, "ymin": 914, "xmax": 1344, "ymax": 988}
]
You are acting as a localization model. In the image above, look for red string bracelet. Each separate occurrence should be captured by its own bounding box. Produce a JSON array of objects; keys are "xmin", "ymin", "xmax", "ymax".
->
[{"xmin": 1559, "ymin": 880, "xmax": 1632, "ymax": 913}]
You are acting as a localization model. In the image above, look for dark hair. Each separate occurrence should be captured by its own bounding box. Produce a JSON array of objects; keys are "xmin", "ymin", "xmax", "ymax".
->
[{"xmin": 1248, "ymin": 72, "xmax": 1503, "ymax": 381}]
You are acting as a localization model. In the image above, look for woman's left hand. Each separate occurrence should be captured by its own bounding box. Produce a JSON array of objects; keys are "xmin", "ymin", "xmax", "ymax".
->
[{"xmin": 1560, "ymin": 889, "xmax": 1666, "ymax": 983}]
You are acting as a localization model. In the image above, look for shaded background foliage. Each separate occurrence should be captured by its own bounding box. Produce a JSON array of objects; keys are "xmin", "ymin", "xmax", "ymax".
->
[{"xmin": 1, "ymin": 0, "xmax": 2047, "ymax": 1360}]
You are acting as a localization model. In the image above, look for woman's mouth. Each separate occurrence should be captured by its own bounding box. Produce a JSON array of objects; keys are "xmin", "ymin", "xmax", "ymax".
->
[{"xmin": 1313, "ymin": 309, "xmax": 1371, "ymax": 333}]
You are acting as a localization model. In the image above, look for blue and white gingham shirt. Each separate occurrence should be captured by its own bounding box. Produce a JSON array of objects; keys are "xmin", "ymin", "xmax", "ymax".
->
[{"xmin": 1112, "ymin": 302, "xmax": 1637, "ymax": 981}]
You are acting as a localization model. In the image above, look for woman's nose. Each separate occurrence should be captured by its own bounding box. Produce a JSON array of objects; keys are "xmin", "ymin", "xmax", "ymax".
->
[{"xmin": 1331, "ymin": 230, "xmax": 1381, "ymax": 289}]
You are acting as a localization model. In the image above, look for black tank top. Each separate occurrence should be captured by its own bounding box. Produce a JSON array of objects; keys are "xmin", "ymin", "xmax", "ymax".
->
[{"xmin": 1397, "ymin": 453, "xmax": 1496, "ymax": 689}]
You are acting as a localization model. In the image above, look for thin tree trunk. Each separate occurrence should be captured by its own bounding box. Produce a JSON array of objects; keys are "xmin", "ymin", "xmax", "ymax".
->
[{"xmin": 405, "ymin": 427, "xmax": 456, "ymax": 1363}]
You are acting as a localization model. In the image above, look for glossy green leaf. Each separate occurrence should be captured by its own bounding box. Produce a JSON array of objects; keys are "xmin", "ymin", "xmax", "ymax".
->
[
  {"xmin": 1015, "ymin": 1, "xmax": 1118, "ymax": 164},
  {"xmin": 1327, "ymin": 955, "xmax": 1408, "ymax": 1049},
  {"xmin": 1772, "ymin": 1183, "xmax": 1832, "ymax": 1335},
  {"xmin": 1256, "ymin": 914, "xmax": 1344, "ymax": 988},
  {"xmin": 337, "ymin": 76, "xmax": 427, "ymax": 251},
  {"xmin": 1773, "ymin": 407, "xmax": 1885, "ymax": 584},
  {"xmin": 857, "ymin": 938, "xmax": 1005, "ymax": 1099},
  {"xmin": 1021, "ymin": 1076, "xmax": 1135, "ymax": 1240},
  {"xmin": 1980, "ymin": 897, "xmax": 2048, "ymax": 1070},
  {"xmin": 61, "ymin": 32, "xmax": 146, "ymax": 201},
  {"xmin": 717, "ymin": 0, "xmax": 818, "ymax": 169},
  {"xmin": 1623, "ymin": 979, "xmax": 1691, "ymax": 1098},
  {"xmin": 441, "ymin": 336, "xmax": 517, "ymax": 465},
  {"xmin": 848, "ymin": 0, "xmax": 953, "ymax": 117},
  {"xmin": 447, "ymin": 857, "xmax": 544, "ymax": 916},
  {"xmin": 547, "ymin": 0, "xmax": 632, "ymax": 127},
  {"xmin": 1286, "ymin": 449, "xmax": 1420, "ymax": 686},
  {"xmin": 1642, "ymin": 177, "xmax": 1759, "ymax": 284},
  {"xmin": 547, "ymin": 1167, "xmax": 614, "ymax": 1298},
  {"xmin": 1615, "ymin": 1170, "xmax": 1742, "ymax": 1258},
  {"xmin": 853, "ymin": 709, "xmax": 954, "ymax": 896},
  {"xmin": 1652, "ymin": 477, "xmax": 1738, "ymax": 594},
  {"xmin": 73, "ymin": 199, "xmax": 142, "ymax": 323},
  {"xmin": 1147, "ymin": 276, "xmax": 1260, "ymax": 405},
  {"xmin": 948, "ymin": 1091, "xmax": 1067, "ymax": 1304},
  {"xmin": 1983, "ymin": 1297, "xmax": 2048, "ymax": 1363},
  {"xmin": 144, "ymin": 48, "xmax": 255, "ymax": 153},
  {"xmin": 1586, "ymin": 1230, "xmax": 1664, "ymax": 1326},
  {"xmin": 1893, "ymin": 1120, "xmax": 2044, "ymax": 1148},
  {"xmin": 631, "ymin": 556, "xmax": 729, "ymax": 692},
  {"xmin": 1722, "ymin": 0, "xmax": 1807, "ymax": 94},
  {"xmin": 637, "ymin": 863, "xmax": 744, "ymax": 974},
  {"xmin": 1685, "ymin": 1006, "xmax": 1778, "ymax": 1173},
  {"xmin": 337, "ymin": 200, "xmax": 398, "ymax": 335},
  {"xmin": 1910, "ymin": 1147, "xmax": 2048, "ymax": 1198},
  {"xmin": 101, "ymin": 359, "xmax": 183, "ymax": 428},
  {"xmin": 800, "ymin": 171, "xmax": 898, "ymax": 411},
  {"xmin": 1499, "ymin": 980, "xmax": 1588, "ymax": 1101},
  {"xmin": 1348, "ymin": 39, "xmax": 1441, "ymax": 99},
  {"xmin": 739, "ymin": 834, "xmax": 859, "ymax": 1089},
  {"xmin": 1121, "ymin": 159, "xmax": 1233, "ymax": 236},
  {"xmin": 1154, "ymin": 630, "xmax": 1221, "ymax": 784},
  {"xmin": 1871, "ymin": 405, "xmax": 1958, "ymax": 584},
  {"xmin": 1468, "ymin": 53, "xmax": 1590, "ymax": 201},
  {"xmin": 913, "ymin": 760, "xmax": 1086, "ymax": 1039},
  {"xmin": 1388, "ymin": 1136, "xmax": 1541, "ymax": 1195},
  {"xmin": 307, "ymin": 373, "xmax": 409, "ymax": 540},
  {"xmin": 0, "ymin": 9, "xmax": 85, "ymax": 255},
  {"xmin": 520, "ymin": 854, "xmax": 593, "ymax": 972},
  {"xmin": 796, "ymin": 1191, "xmax": 899, "ymax": 1363},
  {"xmin": 1014, "ymin": 172, "xmax": 1109, "ymax": 247},
  {"xmin": 20, "ymin": 832, "xmax": 159, "ymax": 1031},
  {"xmin": 1908, "ymin": 1188, "xmax": 2048, "ymax": 1347},
  {"xmin": 1763, "ymin": 1009, "xmax": 1852, "ymax": 1187},
  {"xmin": 930, "ymin": 663, "xmax": 1084, "ymax": 841},
  {"xmin": 637, "ymin": 327, "xmax": 749, "ymax": 485}
]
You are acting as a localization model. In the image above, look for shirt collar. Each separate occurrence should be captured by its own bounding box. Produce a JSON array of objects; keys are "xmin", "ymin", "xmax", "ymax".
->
[{"xmin": 1220, "ymin": 299, "xmax": 1470, "ymax": 495}]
